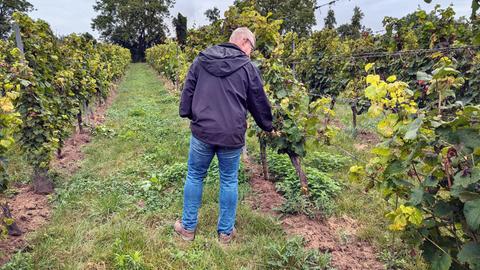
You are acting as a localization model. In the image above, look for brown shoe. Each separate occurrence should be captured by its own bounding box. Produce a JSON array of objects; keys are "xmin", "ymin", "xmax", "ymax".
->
[
  {"xmin": 174, "ymin": 220, "xmax": 195, "ymax": 241},
  {"xmin": 219, "ymin": 228, "xmax": 236, "ymax": 244}
]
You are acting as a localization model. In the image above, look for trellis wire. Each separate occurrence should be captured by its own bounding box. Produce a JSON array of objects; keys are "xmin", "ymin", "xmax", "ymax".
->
[
  {"xmin": 289, "ymin": 45, "xmax": 479, "ymax": 63},
  {"xmin": 284, "ymin": 44, "xmax": 479, "ymax": 98},
  {"xmin": 314, "ymin": 0, "xmax": 349, "ymax": 10}
]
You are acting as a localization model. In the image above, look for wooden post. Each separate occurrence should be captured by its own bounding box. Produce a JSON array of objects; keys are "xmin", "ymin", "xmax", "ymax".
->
[
  {"xmin": 351, "ymin": 59, "xmax": 358, "ymax": 137},
  {"xmin": 175, "ymin": 45, "xmax": 180, "ymax": 92},
  {"xmin": 33, "ymin": 167, "xmax": 53, "ymax": 194},
  {"xmin": 13, "ymin": 23, "xmax": 25, "ymax": 56},
  {"xmin": 259, "ymin": 137, "xmax": 269, "ymax": 181},
  {"xmin": 291, "ymin": 39, "xmax": 296, "ymax": 80},
  {"xmin": 77, "ymin": 110, "xmax": 83, "ymax": 133},
  {"xmin": 351, "ymin": 100, "xmax": 358, "ymax": 137},
  {"xmin": 83, "ymin": 101, "xmax": 89, "ymax": 128}
]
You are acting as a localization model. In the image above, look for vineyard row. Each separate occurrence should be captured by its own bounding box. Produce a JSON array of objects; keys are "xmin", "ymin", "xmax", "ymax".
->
[{"xmin": 0, "ymin": 12, "xmax": 131, "ymax": 195}]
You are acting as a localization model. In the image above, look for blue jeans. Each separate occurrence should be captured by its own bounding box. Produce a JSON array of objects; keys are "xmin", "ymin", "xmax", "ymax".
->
[{"xmin": 181, "ymin": 135, "xmax": 243, "ymax": 235}]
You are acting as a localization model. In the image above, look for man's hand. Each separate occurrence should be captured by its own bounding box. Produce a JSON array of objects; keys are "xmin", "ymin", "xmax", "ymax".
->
[{"xmin": 267, "ymin": 129, "xmax": 281, "ymax": 138}]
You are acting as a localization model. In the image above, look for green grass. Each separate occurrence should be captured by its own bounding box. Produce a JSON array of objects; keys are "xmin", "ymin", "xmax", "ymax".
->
[{"xmin": 2, "ymin": 64, "xmax": 334, "ymax": 270}]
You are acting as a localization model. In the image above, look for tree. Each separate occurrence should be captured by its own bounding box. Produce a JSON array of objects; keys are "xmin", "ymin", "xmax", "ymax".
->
[
  {"xmin": 0, "ymin": 0, "xmax": 33, "ymax": 39},
  {"xmin": 91, "ymin": 0, "xmax": 173, "ymax": 62},
  {"xmin": 204, "ymin": 7, "xmax": 220, "ymax": 23},
  {"xmin": 276, "ymin": 0, "xmax": 317, "ymax": 36},
  {"xmin": 235, "ymin": 0, "xmax": 317, "ymax": 37},
  {"xmin": 173, "ymin": 12, "xmax": 187, "ymax": 47},
  {"xmin": 233, "ymin": 0, "xmax": 254, "ymax": 11},
  {"xmin": 351, "ymin": 6, "xmax": 364, "ymax": 34},
  {"xmin": 424, "ymin": 0, "xmax": 478, "ymax": 20},
  {"xmin": 337, "ymin": 6, "xmax": 364, "ymax": 39},
  {"xmin": 472, "ymin": 0, "xmax": 480, "ymax": 44},
  {"xmin": 324, "ymin": 9, "xmax": 336, "ymax": 29},
  {"xmin": 471, "ymin": 0, "xmax": 480, "ymax": 19}
]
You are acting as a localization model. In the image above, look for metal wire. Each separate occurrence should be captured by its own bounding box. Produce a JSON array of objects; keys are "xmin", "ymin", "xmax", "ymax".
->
[
  {"xmin": 314, "ymin": 0, "xmax": 348, "ymax": 9},
  {"xmin": 289, "ymin": 45, "xmax": 480, "ymax": 63}
]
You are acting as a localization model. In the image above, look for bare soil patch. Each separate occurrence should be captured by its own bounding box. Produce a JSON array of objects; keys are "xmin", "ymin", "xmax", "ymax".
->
[
  {"xmin": 356, "ymin": 129, "xmax": 380, "ymax": 145},
  {"xmin": 0, "ymin": 185, "xmax": 50, "ymax": 265},
  {"xmin": 244, "ymin": 157, "xmax": 285, "ymax": 215},
  {"xmin": 244, "ymin": 154, "xmax": 385, "ymax": 270},
  {"xmin": 353, "ymin": 129, "xmax": 380, "ymax": 152}
]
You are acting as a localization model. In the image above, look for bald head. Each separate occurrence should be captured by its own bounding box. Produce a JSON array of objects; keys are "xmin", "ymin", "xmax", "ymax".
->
[{"xmin": 229, "ymin": 27, "xmax": 255, "ymax": 57}]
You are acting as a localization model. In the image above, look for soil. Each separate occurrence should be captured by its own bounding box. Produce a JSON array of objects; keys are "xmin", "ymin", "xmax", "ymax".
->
[
  {"xmin": 0, "ymin": 88, "xmax": 118, "ymax": 265},
  {"xmin": 353, "ymin": 130, "xmax": 380, "ymax": 152},
  {"xmin": 0, "ymin": 185, "xmax": 50, "ymax": 265},
  {"xmin": 330, "ymin": 118, "xmax": 380, "ymax": 152},
  {"xmin": 246, "ymin": 164, "xmax": 285, "ymax": 215},
  {"xmin": 330, "ymin": 118, "xmax": 347, "ymax": 130},
  {"xmin": 356, "ymin": 129, "xmax": 380, "ymax": 145},
  {"xmin": 244, "ymin": 154, "xmax": 385, "ymax": 270}
]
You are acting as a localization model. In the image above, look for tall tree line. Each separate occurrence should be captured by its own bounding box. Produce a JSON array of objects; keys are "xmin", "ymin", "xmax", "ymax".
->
[
  {"xmin": 92, "ymin": 0, "xmax": 174, "ymax": 62},
  {"xmin": 173, "ymin": 12, "xmax": 187, "ymax": 47}
]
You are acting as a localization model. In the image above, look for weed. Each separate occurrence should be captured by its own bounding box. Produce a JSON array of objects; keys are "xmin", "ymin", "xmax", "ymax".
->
[
  {"xmin": 92, "ymin": 125, "xmax": 117, "ymax": 138},
  {"xmin": 304, "ymin": 151, "xmax": 350, "ymax": 172},
  {"xmin": 336, "ymin": 229, "xmax": 351, "ymax": 246},
  {"xmin": 276, "ymin": 194, "xmax": 315, "ymax": 218},
  {"xmin": 268, "ymin": 152, "xmax": 342, "ymax": 216},
  {"xmin": 113, "ymin": 239, "xmax": 147, "ymax": 270},
  {"xmin": 264, "ymin": 237, "xmax": 334, "ymax": 270},
  {"xmin": 128, "ymin": 108, "xmax": 147, "ymax": 117},
  {"xmin": 378, "ymin": 249, "xmax": 410, "ymax": 270},
  {"xmin": 0, "ymin": 252, "xmax": 34, "ymax": 270}
]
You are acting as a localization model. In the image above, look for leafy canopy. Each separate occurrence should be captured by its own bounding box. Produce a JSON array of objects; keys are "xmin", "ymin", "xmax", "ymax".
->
[
  {"xmin": 92, "ymin": 0, "xmax": 173, "ymax": 62},
  {"xmin": 173, "ymin": 13, "xmax": 187, "ymax": 47}
]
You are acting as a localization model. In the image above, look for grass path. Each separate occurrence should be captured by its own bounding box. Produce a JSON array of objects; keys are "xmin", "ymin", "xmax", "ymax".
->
[{"xmin": 2, "ymin": 63, "xmax": 327, "ymax": 269}]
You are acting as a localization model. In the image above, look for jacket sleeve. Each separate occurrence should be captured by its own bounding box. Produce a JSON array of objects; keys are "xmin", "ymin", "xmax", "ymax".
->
[
  {"xmin": 246, "ymin": 65, "xmax": 273, "ymax": 132},
  {"xmin": 179, "ymin": 59, "xmax": 199, "ymax": 119}
]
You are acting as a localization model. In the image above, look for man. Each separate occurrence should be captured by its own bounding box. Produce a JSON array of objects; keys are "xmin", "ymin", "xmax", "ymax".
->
[{"xmin": 174, "ymin": 27, "xmax": 273, "ymax": 244}]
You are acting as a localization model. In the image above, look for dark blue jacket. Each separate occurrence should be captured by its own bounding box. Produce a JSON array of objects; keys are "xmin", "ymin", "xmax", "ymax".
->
[{"xmin": 179, "ymin": 43, "xmax": 273, "ymax": 148}]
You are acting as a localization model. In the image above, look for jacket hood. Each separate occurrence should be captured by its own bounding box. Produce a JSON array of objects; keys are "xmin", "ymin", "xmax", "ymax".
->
[{"xmin": 198, "ymin": 43, "xmax": 250, "ymax": 77}]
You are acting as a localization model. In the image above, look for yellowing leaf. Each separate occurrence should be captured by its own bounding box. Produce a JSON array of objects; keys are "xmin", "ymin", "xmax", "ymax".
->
[
  {"xmin": 377, "ymin": 114, "xmax": 399, "ymax": 138},
  {"xmin": 388, "ymin": 215, "xmax": 407, "ymax": 231},
  {"xmin": 365, "ymin": 63, "xmax": 375, "ymax": 73},
  {"xmin": 366, "ymin": 74, "xmax": 381, "ymax": 86},
  {"xmin": 404, "ymin": 105, "xmax": 418, "ymax": 114},
  {"xmin": 280, "ymin": 98, "xmax": 290, "ymax": 110},
  {"xmin": 386, "ymin": 205, "xmax": 423, "ymax": 231},
  {"xmin": 348, "ymin": 165, "xmax": 365, "ymax": 182},
  {"xmin": 0, "ymin": 98, "xmax": 14, "ymax": 112},
  {"xmin": 6, "ymin": 91, "xmax": 19, "ymax": 100},
  {"xmin": 386, "ymin": 75, "xmax": 397, "ymax": 83},
  {"xmin": 371, "ymin": 146, "xmax": 391, "ymax": 157},
  {"xmin": 364, "ymin": 85, "xmax": 377, "ymax": 100},
  {"xmin": 367, "ymin": 104, "xmax": 382, "ymax": 117},
  {"xmin": 0, "ymin": 138, "xmax": 14, "ymax": 149},
  {"xmin": 4, "ymin": 83, "xmax": 14, "ymax": 91}
]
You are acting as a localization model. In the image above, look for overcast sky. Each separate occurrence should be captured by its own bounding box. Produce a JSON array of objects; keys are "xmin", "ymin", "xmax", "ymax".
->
[{"xmin": 28, "ymin": 0, "xmax": 472, "ymax": 38}]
